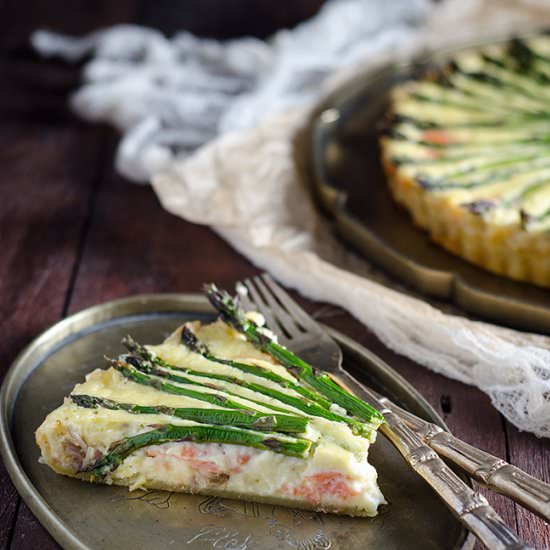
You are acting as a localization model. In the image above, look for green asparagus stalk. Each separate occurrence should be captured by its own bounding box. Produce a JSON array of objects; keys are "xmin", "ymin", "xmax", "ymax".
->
[
  {"xmin": 122, "ymin": 348, "xmax": 307, "ymax": 413},
  {"xmin": 124, "ymin": 333, "xmax": 329, "ymax": 408},
  {"xmin": 113, "ymin": 355, "xmax": 294, "ymax": 413},
  {"xmin": 122, "ymin": 339, "xmax": 284, "ymax": 399},
  {"xmin": 206, "ymin": 285, "xmax": 385, "ymax": 434},
  {"xmin": 71, "ymin": 394, "xmax": 308, "ymax": 434},
  {"xmin": 121, "ymin": 341, "xmax": 372, "ymax": 437},
  {"xmin": 84, "ymin": 424, "xmax": 312, "ymax": 480},
  {"xmin": 110, "ymin": 359, "xmax": 254, "ymax": 411},
  {"xmin": 178, "ymin": 328, "xmax": 331, "ymax": 409}
]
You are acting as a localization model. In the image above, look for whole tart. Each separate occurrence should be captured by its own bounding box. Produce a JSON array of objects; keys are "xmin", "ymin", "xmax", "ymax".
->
[{"xmin": 380, "ymin": 35, "xmax": 550, "ymax": 288}]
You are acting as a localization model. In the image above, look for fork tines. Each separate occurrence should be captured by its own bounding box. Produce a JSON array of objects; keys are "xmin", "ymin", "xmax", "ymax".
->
[{"xmin": 237, "ymin": 274, "xmax": 322, "ymax": 346}]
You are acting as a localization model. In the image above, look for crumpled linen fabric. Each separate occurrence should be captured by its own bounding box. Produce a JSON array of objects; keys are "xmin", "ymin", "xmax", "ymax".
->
[
  {"xmin": 33, "ymin": 0, "xmax": 550, "ymax": 437},
  {"xmin": 32, "ymin": 0, "xmax": 429, "ymax": 182}
]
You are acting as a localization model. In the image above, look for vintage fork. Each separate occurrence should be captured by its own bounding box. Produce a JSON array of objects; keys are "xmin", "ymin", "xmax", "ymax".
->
[{"xmin": 236, "ymin": 273, "xmax": 544, "ymax": 550}]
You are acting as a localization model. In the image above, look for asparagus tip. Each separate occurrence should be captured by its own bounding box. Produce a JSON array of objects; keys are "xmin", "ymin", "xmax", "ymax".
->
[{"xmin": 181, "ymin": 326, "xmax": 209, "ymax": 355}]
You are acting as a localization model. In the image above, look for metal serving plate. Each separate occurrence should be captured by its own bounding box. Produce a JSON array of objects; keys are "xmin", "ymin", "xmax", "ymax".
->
[
  {"xmin": 303, "ymin": 41, "xmax": 550, "ymax": 335},
  {"xmin": 0, "ymin": 294, "xmax": 473, "ymax": 550}
]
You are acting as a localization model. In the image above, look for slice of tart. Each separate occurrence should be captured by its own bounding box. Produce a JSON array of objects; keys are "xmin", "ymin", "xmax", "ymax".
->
[
  {"xmin": 36, "ymin": 314, "xmax": 385, "ymax": 517},
  {"xmin": 380, "ymin": 34, "xmax": 550, "ymax": 287}
]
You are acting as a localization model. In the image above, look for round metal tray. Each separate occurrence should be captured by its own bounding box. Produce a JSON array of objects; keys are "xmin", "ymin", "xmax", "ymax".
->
[
  {"xmin": 0, "ymin": 294, "xmax": 473, "ymax": 550},
  {"xmin": 303, "ymin": 41, "xmax": 550, "ymax": 335}
]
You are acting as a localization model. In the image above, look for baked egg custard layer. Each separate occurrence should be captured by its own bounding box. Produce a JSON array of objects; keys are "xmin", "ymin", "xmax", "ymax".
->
[
  {"xmin": 36, "ymin": 320, "xmax": 385, "ymax": 517},
  {"xmin": 380, "ymin": 35, "xmax": 550, "ymax": 287}
]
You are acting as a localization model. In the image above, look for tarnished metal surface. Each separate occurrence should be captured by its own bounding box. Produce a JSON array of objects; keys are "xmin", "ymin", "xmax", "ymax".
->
[{"xmin": 0, "ymin": 294, "xmax": 473, "ymax": 550}]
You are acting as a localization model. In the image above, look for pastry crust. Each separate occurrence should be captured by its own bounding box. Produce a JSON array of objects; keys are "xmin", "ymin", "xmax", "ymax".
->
[
  {"xmin": 380, "ymin": 36, "xmax": 550, "ymax": 288},
  {"xmin": 380, "ymin": 145, "xmax": 550, "ymax": 286}
]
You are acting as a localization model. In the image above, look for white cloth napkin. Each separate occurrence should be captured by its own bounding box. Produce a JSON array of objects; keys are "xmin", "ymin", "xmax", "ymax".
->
[{"xmin": 33, "ymin": 0, "xmax": 550, "ymax": 437}]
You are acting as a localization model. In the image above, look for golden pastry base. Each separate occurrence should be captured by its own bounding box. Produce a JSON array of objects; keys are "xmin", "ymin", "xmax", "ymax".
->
[{"xmin": 380, "ymin": 146, "xmax": 550, "ymax": 289}]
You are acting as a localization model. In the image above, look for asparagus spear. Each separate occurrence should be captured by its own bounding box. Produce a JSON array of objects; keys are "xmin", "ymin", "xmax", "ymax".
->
[
  {"xmin": 122, "ymin": 339, "xmax": 372, "ymax": 437},
  {"xmin": 124, "ymin": 333, "xmax": 329, "ymax": 407},
  {"xmin": 122, "ymin": 334, "xmax": 330, "ymax": 409},
  {"xmin": 71, "ymin": 394, "xmax": 308, "ymax": 434},
  {"xmin": 126, "ymin": 351, "xmax": 295, "ymax": 414},
  {"xmin": 84, "ymin": 424, "xmax": 312, "ymax": 480},
  {"xmin": 122, "ymin": 334, "xmax": 331, "ymax": 409},
  {"xmin": 206, "ymin": 285, "xmax": 385, "ymax": 434},
  {"xmin": 178, "ymin": 328, "xmax": 331, "ymax": 409},
  {"xmin": 110, "ymin": 359, "xmax": 254, "ymax": 411}
]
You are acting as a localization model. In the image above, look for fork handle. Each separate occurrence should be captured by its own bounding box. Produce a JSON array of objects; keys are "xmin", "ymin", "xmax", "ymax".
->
[
  {"xmin": 332, "ymin": 373, "xmax": 532, "ymax": 549},
  {"xmin": 389, "ymin": 402, "xmax": 550, "ymax": 522},
  {"xmin": 380, "ymin": 410, "xmax": 532, "ymax": 549}
]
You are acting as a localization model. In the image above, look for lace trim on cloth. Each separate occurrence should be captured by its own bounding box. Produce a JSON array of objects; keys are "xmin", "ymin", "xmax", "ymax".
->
[{"xmin": 32, "ymin": 0, "xmax": 550, "ymax": 436}]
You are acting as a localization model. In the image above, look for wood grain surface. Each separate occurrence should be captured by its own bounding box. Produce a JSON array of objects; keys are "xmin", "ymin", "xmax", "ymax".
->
[{"xmin": 0, "ymin": 1, "xmax": 548, "ymax": 549}]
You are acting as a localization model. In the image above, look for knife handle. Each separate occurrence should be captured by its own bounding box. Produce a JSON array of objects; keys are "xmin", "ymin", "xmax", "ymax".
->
[
  {"xmin": 380, "ymin": 409, "xmax": 533, "ymax": 550},
  {"xmin": 392, "ymin": 403, "xmax": 550, "ymax": 522},
  {"xmin": 332, "ymin": 372, "xmax": 532, "ymax": 549}
]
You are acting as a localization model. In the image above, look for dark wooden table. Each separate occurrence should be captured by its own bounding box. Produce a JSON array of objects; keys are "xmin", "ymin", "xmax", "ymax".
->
[{"xmin": 0, "ymin": 1, "xmax": 548, "ymax": 548}]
